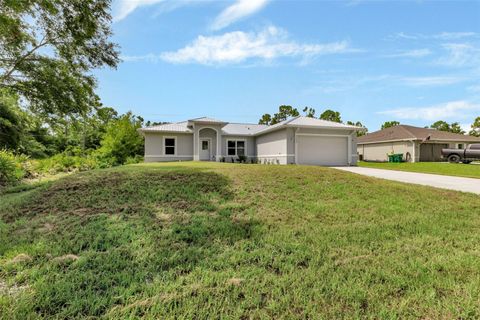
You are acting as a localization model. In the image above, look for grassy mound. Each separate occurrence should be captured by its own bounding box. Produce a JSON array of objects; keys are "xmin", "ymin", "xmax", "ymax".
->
[{"xmin": 1, "ymin": 162, "xmax": 480, "ymax": 318}]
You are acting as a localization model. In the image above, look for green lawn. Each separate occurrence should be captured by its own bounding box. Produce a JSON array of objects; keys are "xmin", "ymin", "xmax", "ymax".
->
[
  {"xmin": 359, "ymin": 161, "xmax": 480, "ymax": 179},
  {"xmin": 1, "ymin": 162, "xmax": 480, "ymax": 319}
]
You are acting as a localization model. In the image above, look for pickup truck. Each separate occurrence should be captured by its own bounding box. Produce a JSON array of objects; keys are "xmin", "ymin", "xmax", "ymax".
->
[{"xmin": 441, "ymin": 143, "xmax": 480, "ymax": 163}]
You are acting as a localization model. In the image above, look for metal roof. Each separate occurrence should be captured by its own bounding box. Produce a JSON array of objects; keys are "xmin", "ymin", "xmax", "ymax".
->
[
  {"xmin": 187, "ymin": 117, "xmax": 228, "ymax": 124},
  {"xmin": 140, "ymin": 116, "xmax": 362, "ymax": 135},
  {"xmin": 221, "ymin": 123, "xmax": 268, "ymax": 135},
  {"xmin": 140, "ymin": 121, "xmax": 191, "ymax": 133},
  {"xmin": 254, "ymin": 116, "xmax": 361, "ymax": 135}
]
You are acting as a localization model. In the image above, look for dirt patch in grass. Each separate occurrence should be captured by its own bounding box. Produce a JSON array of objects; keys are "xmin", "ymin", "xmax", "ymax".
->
[{"xmin": 8, "ymin": 253, "xmax": 32, "ymax": 264}]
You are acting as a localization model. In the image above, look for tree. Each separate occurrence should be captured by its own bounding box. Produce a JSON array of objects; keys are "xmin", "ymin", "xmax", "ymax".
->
[
  {"xmin": 470, "ymin": 117, "xmax": 480, "ymax": 137},
  {"xmin": 258, "ymin": 114, "xmax": 272, "ymax": 125},
  {"xmin": 449, "ymin": 122, "xmax": 465, "ymax": 134},
  {"xmin": 0, "ymin": 90, "xmax": 22, "ymax": 150},
  {"xmin": 430, "ymin": 121, "xmax": 465, "ymax": 134},
  {"xmin": 319, "ymin": 109, "xmax": 342, "ymax": 123},
  {"xmin": 258, "ymin": 105, "xmax": 299, "ymax": 125},
  {"xmin": 381, "ymin": 121, "xmax": 400, "ymax": 129},
  {"xmin": 0, "ymin": 0, "xmax": 120, "ymax": 119},
  {"xmin": 97, "ymin": 112, "xmax": 144, "ymax": 165},
  {"xmin": 271, "ymin": 105, "xmax": 299, "ymax": 124},
  {"xmin": 302, "ymin": 107, "xmax": 316, "ymax": 118},
  {"xmin": 347, "ymin": 121, "xmax": 368, "ymax": 137},
  {"xmin": 430, "ymin": 120, "xmax": 450, "ymax": 132}
]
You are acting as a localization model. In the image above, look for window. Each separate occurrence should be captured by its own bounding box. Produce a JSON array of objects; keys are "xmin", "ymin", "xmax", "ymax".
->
[
  {"xmin": 164, "ymin": 137, "xmax": 176, "ymax": 155},
  {"xmin": 202, "ymin": 140, "xmax": 209, "ymax": 150},
  {"xmin": 458, "ymin": 144, "xmax": 464, "ymax": 149},
  {"xmin": 227, "ymin": 140, "xmax": 245, "ymax": 156}
]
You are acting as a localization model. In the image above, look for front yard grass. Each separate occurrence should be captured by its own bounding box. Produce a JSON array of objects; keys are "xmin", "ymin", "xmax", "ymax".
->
[
  {"xmin": 1, "ymin": 162, "xmax": 480, "ymax": 318},
  {"xmin": 359, "ymin": 161, "xmax": 480, "ymax": 179}
]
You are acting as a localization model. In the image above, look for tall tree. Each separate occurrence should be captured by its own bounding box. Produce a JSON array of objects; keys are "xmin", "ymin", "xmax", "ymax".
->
[
  {"xmin": 258, "ymin": 113, "xmax": 272, "ymax": 125},
  {"xmin": 346, "ymin": 120, "xmax": 368, "ymax": 136},
  {"xmin": 258, "ymin": 105, "xmax": 299, "ymax": 125},
  {"xmin": 381, "ymin": 121, "xmax": 400, "ymax": 129},
  {"xmin": 302, "ymin": 107, "xmax": 316, "ymax": 118},
  {"xmin": 0, "ymin": 0, "xmax": 120, "ymax": 119},
  {"xmin": 430, "ymin": 120, "xmax": 465, "ymax": 134},
  {"xmin": 272, "ymin": 105, "xmax": 299, "ymax": 124},
  {"xmin": 449, "ymin": 122, "xmax": 465, "ymax": 134},
  {"xmin": 470, "ymin": 116, "xmax": 480, "ymax": 137},
  {"xmin": 319, "ymin": 109, "xmax": 342, "ymax": 123},
  {"xmin": 430, "ymin": 120, "xmax": 450, "ymax": 132}
]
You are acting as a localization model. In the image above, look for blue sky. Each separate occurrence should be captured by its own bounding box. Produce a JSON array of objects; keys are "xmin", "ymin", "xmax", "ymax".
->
[{"xmin": 95, "ymin": 0, "xmax": 480, "ymax": 132}]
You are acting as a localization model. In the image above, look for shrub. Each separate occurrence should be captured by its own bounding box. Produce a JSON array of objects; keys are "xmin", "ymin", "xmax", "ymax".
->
[
  {"xmin": 34, "ymin": 153, "xmax": 100, "ymax": 174},
  {"xmin": 96, "ymin": 113, "xmax": 143, "ymax": 165},
  {"xmin": 0, "ymin": 149, "xmax": 25, "ymax": 186},
  {"xmin": 125, "ymin": 155, "xmax": 143, "ymax": 165}
]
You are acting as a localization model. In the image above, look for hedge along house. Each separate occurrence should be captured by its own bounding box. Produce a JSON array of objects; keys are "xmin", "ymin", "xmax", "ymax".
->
[
  {"xmin": 139, "ymin": 116, "xmax": 363, "ymax": 166},
  {"xmin": 357, "ymin": 125, "xmax": 480, "ymax": 162}
]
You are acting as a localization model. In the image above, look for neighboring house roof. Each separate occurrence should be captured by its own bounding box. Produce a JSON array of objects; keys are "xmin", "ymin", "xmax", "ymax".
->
[
  {"xmin": 139, "ymin": 116, "xmax": 361, "ymax": 136},
  {"xmin": 358, "ymin": 125, "xmax": 480, "ymax": 144}
]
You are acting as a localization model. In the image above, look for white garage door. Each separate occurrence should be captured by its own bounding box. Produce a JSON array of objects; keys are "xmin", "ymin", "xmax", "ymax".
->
[{"xmin": 297, "ymin": 135, "xmax": 349, "ymax": 166}]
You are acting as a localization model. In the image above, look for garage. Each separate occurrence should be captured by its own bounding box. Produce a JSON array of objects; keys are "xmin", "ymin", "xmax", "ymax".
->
[
  {"xmin": 419, "ymin": 143, "xmax": 448, "ymax": 162},
  {"xmin": 296, "ymin": 135, "xmax": 349, "ymax": 166}
]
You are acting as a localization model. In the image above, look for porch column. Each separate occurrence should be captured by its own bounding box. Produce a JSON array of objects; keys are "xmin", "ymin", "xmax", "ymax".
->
[
  {"xmin": 347, "ymin": 132, "xmax": 353, "ymax": 165},
  {"xmin": 216, "ymin": 130, "xmax": 221, "ymax": 161},
  {"xmin": 193, "ymin": 125, "xmax": 199, "ymax": 161}
]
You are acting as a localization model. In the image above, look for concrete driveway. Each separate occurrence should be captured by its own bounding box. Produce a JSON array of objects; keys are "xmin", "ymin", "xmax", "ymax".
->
[{"xmin": 334, "ymin": 166, "xmax": 480, "ymax": 195}]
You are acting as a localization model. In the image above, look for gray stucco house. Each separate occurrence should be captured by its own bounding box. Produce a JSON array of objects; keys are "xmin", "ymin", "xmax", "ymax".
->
[{"xmin": 139, "ymin": 116, "xmax": 362, "ymax": 166}]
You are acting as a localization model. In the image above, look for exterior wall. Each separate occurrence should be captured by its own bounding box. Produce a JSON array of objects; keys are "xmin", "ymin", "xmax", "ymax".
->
[
  {"xmin": 296, "ymin": 127, "xmax": 357, "ymax": 165},
  {"xmin": 256, "ymin": 129, "xmax": 289, "ymax": 164},
  {"xmin": 358, "ymin": 141, "xmax": 415, "ymax": 162},
  {"xmin": 144, "ymin": 132, "xmax": 193, "ymax": 162},
  {"xmin": 220, "ymin": 135, "xmax": 256, "ymax": 162}
]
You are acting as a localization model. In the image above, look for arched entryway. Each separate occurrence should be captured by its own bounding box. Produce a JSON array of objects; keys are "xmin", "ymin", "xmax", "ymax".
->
[{"xmin": 198, "ymin": 127, "xmax": 217, "ymax": 161}]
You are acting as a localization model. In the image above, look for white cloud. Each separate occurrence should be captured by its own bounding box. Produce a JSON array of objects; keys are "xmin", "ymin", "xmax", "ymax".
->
[
  {"xmin": 389, "ymin": 32, "xmax": 477, "ymax": 41},
  {"xmin": 211, "ymin": 0, "xmax": 269, "ymax": 31},
  {"xmin": 437, "ymin": 43, "xmax": 480, "ymax": 67},
  {"xmin": 156, "ymin": 26, "xmax": 354, "ymax": 65},
  {"xmin": 467, "ymin": 84, "xmax": 480, "ymax": 93},
  {"xmin": 398, "ymin": 76, "xmax": 464, "ymax": 87},
  {"xmin": 385, "ymin": 49, "xmax": 432, "ymax": 58},
  {"xmin": 378, "ymin": 101, "xmax": 480, "ymax": 121},
  {"xmin": 114, "ymin": 0, "xmax": 166, "ymax": 22},
  {"xmin": 433, "ymin": 32, "xmax": 477, "ymax": 40}
]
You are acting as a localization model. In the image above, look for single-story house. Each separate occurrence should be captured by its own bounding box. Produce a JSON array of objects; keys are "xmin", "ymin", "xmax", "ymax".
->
[
  {"xmin": 357, "ymin": 125, "xmax": 480, "ymax": 162},
  {"xmin": 139, "ymin": 116, "xmax": 363, "ymax": 166}
]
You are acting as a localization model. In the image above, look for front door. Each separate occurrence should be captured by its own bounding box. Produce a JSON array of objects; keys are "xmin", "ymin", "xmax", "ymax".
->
[{"xmin": 199, "ymin": 139, "xmax": 211, "ymax": 161}]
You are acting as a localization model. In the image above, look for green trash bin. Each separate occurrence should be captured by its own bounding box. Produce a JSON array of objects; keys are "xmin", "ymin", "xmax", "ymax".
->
[
  {"xmin": 388, "ymin": 153, "xmax": 403, "ymax": 163},
  {"xmin": 393, "ymin": 153, "xmax": 403, "ymax": 163}
]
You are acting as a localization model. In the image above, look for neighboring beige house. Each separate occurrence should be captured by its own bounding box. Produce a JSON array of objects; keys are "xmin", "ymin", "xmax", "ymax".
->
[
  {"xmin": 358, "ymin": 125, "xmax": 480, "ymax": 162},
  {"xmin": 139, "ymin": 116, "xmax": 363, "ymax": 166}
]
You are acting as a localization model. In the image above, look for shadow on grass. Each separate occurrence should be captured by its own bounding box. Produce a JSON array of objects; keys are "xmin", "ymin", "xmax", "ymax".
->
[{"xmin": 0, "ymin": 167, "xmax": 260, "ymax": 318}]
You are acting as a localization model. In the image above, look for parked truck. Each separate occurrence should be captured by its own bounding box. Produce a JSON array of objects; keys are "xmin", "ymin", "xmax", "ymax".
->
[{"xmin": 441, "ymin": 144, "xmax": 480, "ymax": 163}]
